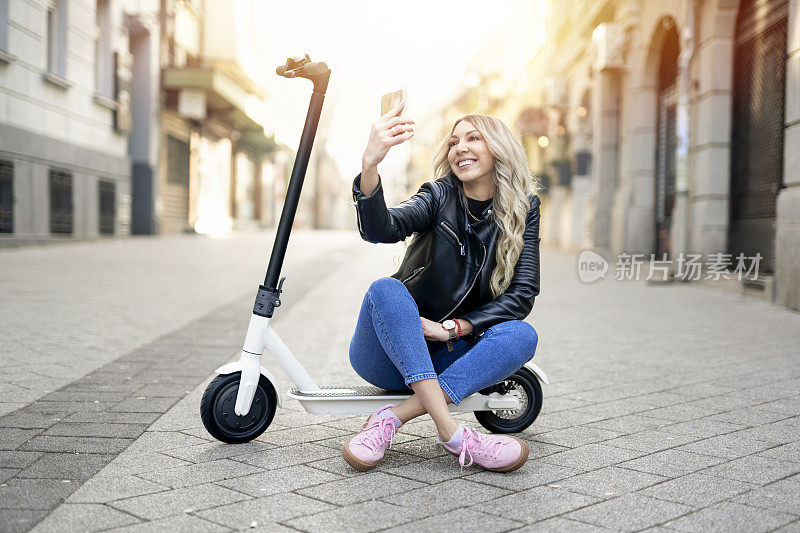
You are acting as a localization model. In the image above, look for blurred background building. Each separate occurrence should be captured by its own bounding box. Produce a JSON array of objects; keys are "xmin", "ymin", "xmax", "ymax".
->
[
  {"xmin": 0, "ymin": 0, "xmax": 352, "ymax": 242},
  {"xmin": 411, "ymin": 0, "xmax": 799, "ymax": 311}
]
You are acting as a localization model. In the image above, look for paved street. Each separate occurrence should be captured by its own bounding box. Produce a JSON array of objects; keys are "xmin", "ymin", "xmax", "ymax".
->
[{"xmin": 1, "ymin": 231, "xmax": 800, "ymax": 532}]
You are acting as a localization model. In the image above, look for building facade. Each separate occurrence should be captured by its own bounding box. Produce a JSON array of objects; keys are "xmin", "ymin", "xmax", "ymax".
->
[
  {"xmin": 424, "ymin": 0, "xmax": 799, "ymax": 311},
  {"xmin": 0, "ymin": 0, "xmax": 141, "ymax": 240},
  {"xmin": 0, "ymin": 0, "xmax": 285, "ymax": 242}
]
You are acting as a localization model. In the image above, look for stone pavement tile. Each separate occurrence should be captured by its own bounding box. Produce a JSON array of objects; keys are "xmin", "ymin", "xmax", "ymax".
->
[
  {"xmin": 108, "ymin": 483, "xmax": 249, "ymax": 520},
  {"xmin": 42, "ymin": 390, "xmax": 131, "ymax": 403},
  {"xmin": 163, "ymin": 441, "xmax": 275, "ymax": 464},
  {"xmin": 195, "ymin": 492, "xmax": 333, "ymax": 529},
  {"xmin": 29, "ymin": 502, "xmax": 140, "ymax": 532},
  {"xmin": 295, "ymin": 471, "xmax": 424, "ymax": 506},
  {"xmin": 179, "ymin": 427, "xmax": 217, "ymax": 441},
  {"xmin": 708, "ymin": 407, "xmax": 792, "ymax": 427},
  {"xmin": 523, "ymin": 439, "xmax": 570, "ymax": 459},
  {"xmin": 381, "ymin": 507, "xmax": 523, "ymax": 533},
  {"xmin": 217, "ymin": 464, "xmax": 342, "ymax": 498},
  {"xmin": 574, "ymin": 398, "xmax": 670, "ymax": 418},
  {"xmin": 642, "ymin": 403, "xmax": 719, "ymax": 422},
  {"xmin": 105, "ymin": 513, "xmax": 229, "ymax": 532},
  {"xmin": 540, "ymin": 443, "xmax": 646, "ymax": 472},
  {"xmin": 564, "ymin": 493, "xmax": 693, "ymax": 532},
  {"xmin": 138, "ymin": 458, "xmax": 262, "ymax": 488},
  {"xmin": 513, "ymin": 516, "xmax": 616, "ymax": 532},
  {"xmin": 758, "ymin": 441, "xmax": 800, "ymax": 463},
  {"xmin": 640, "ymin": 472, "xmax": 756, "ymax": 506},
  {"xmin": 305, "ymin": 450, "xmax": 419, "ymax": 477},
  {"xmin": 662, "ymin": 502, "xmax": 796, "ymax": 532},
  {"xmin": 284, "ymin": 500, "xmax": 417, "ymax": 533},
  {"xmin": 673, "ymin": 433, "xmax": 780, "ymax": 459},
  {"xmin": 584, "ymin": 415, "xmax": 672, "ymax": 435},
  {"xmin": 733, "ymin": 475, "xmax": 800, "ymax": 515},
  {"xmin": 730, "ymin": 419, "xmax": 800, "ymax": 444},
  {"xmin": 0, "ymin": 450, "xmax": 42, "ymax": 468},
  {"xmin": 42, "ymin": 422, "xmax": 147, "ymax": 438},
  {"xmin": 382, "ymin": 478, "xmax": 510, "ymax": 515},
  {"xmin": 392, "ymin": 437, "xmax": 451, "ymax": 459},
  {"xmin": 384, "ymin": 455, "xmax": 472, "ymax": 484},
  {"xmin": 100, "ymin": 451, "xmax": 192, "ymax": 476},
  {"xmin": 0, "ymin": 478, "xmax": 76, "ymax": 509},
  {"xmin": 465, "ymin": 462, "xmax": 581, "ymax": 491},
  {"xmin": 124, "ymin": 431, "xmax": 208, "ymax": 453},
  {"xmin": 232, "ymin": 442, "xmax": 338, "ymax": 470},
  {"xmin": 0, "ymin": 428, "xmax": 39, "ymax": 449},
  {"xmin": 17, "ymin": 452, "xmax": 114, "ymax": 480},
  {"xmin": 603, "ymin": 429, "xmax": 701, "ymax": 453},
  {"xmin": 63, "ymin": 411, "xmax": 161, "ymax": 424},
  {"xmin": 666, "ymin": 382, "xmax": 735, "ymax": 399},
  {"xmin": 478, "ymin": 485, "xmax": 599, "ymax": 524},
  {"xmin": 657, "ymin": 418, "xmax": 747, "ymax": 438},
  {"xmin": 704, "ymin": 455, "xmax": 800, "ymax": 484},
  {"xmin": 0, "ymin": 411, "xmax": 65, "ymax": 429},
  {"xmin": 541, "ymin": 395, "xmax": 592, "ymax": 412},
  {"xmin": 0, "ymin": 509, "xmax": 50, "ymax": 533},
  {"xmin": 556, "ymin": 466, "xmax": 667, "ymax": 498},
  {"xmin": 770, "ymin": 519, "xmax": 800, "ymax": 532},
  {"xmin": 758, "ymin": 397, "xmax": 800, "ymax": 415},
  {"xmin": 111, "ymin": 396, "xmax": 182, "ymax": 413},
  {"xmin": 257, "ymin": 424, "xmax": 349, "ymax": 447},
  {"xmin": 618, "ymin": 449, "xmax": 726, "ymax": 477},
  {"xmin": 535, "ymin": 426, "xmax": 622, "ymax": 447},
  {"xmin": 535, "ymin": 411, "xmax": 608, "ymax": 429},
  {"xmin": 686, "ymin": 393, "xmax": 764, "ymax": 413},
  {"xmin": 0, "ymin": 467, "xmax": 18, "ymax": 482},
  {"xmin": 26, "ymin": 401, "xmax": 109, "ymax": 415},
  {"xmin": 20, "ymin": 435, "xmax": 133, "ymax": 454},
  {"xmin": 67, "ymin": 474, "xmax": 167, "ymax": 503}
]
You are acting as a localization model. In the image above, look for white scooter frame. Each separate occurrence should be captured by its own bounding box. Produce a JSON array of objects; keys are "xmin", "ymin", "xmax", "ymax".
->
[{"xmin": 218, "ymin": 314, "xmax": 548, "ymax": 418}]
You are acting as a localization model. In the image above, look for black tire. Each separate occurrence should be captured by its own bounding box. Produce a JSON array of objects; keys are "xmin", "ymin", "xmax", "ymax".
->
[
  {"xmin": 474, "ymin": 367, "xmax": 543, "ymax": 434},
  {"xmin": 200, "ymin": 372, "xmax": 277, "ymax": 444}
]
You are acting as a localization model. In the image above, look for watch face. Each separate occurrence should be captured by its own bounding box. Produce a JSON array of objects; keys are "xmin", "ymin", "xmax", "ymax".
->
[{"xmin": 442, "ymin": 320, "xmax": 456, "ymax": 330}]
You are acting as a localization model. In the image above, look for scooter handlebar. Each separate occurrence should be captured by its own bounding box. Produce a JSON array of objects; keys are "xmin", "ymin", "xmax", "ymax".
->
[{"xmin": 276, "ymin": 55, "xmax": 329, "ymax": 79}]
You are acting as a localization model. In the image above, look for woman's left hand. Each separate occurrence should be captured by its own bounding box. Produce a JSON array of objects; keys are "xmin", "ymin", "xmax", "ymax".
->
[{"xmin": 421, "ymin": 317, "xmax": 450, "ymax": 342}]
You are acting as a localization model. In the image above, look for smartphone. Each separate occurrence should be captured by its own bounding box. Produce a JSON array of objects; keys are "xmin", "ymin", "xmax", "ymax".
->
[{"xmin": 381, "ymin": 89, "xmax": 406, "ymax": 117}]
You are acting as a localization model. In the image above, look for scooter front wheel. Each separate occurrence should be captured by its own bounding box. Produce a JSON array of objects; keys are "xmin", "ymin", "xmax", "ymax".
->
[
  {"xmin": 474, "ymin": 367, "xmax": 543, "ymax": 434},
  {"xmin": 200, "ymin": 372, "xmax": 277, "ymax": 444}
]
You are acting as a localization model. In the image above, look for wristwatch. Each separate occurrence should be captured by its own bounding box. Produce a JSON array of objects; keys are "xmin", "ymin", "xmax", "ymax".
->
[{"xmin": 442, "ymin": 319, "xmax": 457, "ymax": 352}]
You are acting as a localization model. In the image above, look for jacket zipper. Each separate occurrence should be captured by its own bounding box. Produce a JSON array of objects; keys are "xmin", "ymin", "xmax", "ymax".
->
[
  {"xmin": 401, "ymin": 264, "xmax": 428, "ymax": 283},
  {"xmin": 352, "ymin": 195, "xmax": 364, "ymax": 235},
  {"xmin": 438, "ymin": 242, "xmax": 486, "ymax": 322},
  {"xmin": 440, "ymin": 221, "xmax": 465, "ymax": 256}
]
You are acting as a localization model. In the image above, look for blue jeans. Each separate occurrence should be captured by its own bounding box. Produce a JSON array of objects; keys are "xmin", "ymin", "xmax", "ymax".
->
[{"xmin": 349, "ymin": 277, "xmax": 538, "ymax": 405}]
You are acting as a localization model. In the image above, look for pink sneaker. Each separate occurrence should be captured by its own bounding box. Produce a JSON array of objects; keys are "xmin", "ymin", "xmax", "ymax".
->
[
  {"xmin": 438, "ymin": 425, "xmax": 529, "ymax": 472},
  {"xmin": 341, "ymin": 404, "xmax": 399, "ymax": 471}
]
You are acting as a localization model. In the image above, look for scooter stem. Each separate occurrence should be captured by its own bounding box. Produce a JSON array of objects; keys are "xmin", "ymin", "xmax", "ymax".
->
[{"xmin": 264, "ymin": 90, "xmax": 326, "ymax": 291}]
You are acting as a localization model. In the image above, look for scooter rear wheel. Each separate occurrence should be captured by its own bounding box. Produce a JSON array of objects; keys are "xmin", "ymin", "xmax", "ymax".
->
[
  {"xmin": 200, "ymin": 372, "xmax": 277, "ymax": 444},
  {"xmin": 474, "ymin": 367, "xmax": 542, "ymax": 434}
]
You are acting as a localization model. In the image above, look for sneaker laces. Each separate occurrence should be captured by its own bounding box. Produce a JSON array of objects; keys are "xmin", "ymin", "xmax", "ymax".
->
[
  {"xmin": 354, "ymin": 416, "xmax": 397, "ymax": 452},
  {"xmin": 458, "ymin": 428, "xmax": 507, "ymax": 472}
]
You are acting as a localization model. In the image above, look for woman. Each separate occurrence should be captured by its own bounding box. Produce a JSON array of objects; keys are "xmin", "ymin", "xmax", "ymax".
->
[{"xmin": 343, "ymin": 102, "xmax": 541, "ymax": 473}]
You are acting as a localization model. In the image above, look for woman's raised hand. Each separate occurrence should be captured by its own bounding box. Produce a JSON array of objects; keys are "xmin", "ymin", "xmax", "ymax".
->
[{"xmin": 362, "ymin": 101, "xmax": 415, "ymax": 170}]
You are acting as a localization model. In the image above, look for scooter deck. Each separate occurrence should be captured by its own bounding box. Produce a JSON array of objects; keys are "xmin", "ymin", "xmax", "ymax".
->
[{"xmin": 286, "ymin": 385, "xmax": 518, "ymax": 415}]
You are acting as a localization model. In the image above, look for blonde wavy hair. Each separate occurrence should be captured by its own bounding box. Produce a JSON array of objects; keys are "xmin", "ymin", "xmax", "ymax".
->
[{"xmin": 432, "ymin": 114, "xmax": 539, "ymax": 298}]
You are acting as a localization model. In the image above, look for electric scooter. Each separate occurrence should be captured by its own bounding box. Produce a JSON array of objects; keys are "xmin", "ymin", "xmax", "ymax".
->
[{"xmin": 200, "ymin": 55, "xmax": 549, "ymax": 444}]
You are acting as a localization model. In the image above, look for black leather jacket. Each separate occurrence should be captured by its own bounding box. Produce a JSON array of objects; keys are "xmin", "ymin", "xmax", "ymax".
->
[{"xmin": 352, "ymin": 172, "xmax": 541, "ymax": 339}]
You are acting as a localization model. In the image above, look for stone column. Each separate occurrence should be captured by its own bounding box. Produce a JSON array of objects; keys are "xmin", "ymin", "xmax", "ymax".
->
[
  {"xmin": 776, "ymin": 0, "xmax": 800, "ymax": 310},
  {"xmin": 590, "ymin": 69, "xmax": 621, "ymax": 250}
]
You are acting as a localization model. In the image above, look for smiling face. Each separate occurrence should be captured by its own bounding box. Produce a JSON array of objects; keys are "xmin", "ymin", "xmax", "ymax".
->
[{"xmin": 447, "ymin": 120, "xmax": 496, "ymax": 189}]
